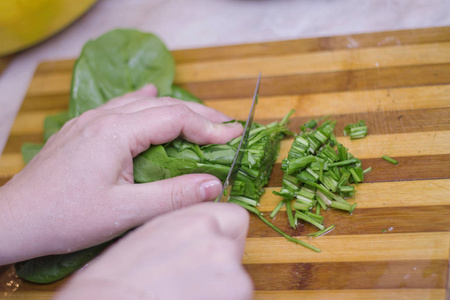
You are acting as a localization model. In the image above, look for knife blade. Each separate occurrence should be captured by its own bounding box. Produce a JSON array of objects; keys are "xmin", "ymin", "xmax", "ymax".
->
[{"xmin": 216, "ymin": 73, "xmax": 261, "ymax": 202}]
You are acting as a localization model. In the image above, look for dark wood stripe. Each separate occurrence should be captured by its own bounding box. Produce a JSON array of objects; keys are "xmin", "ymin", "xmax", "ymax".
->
[
  {"xmin": 7, "ymin": 107, "xmax": 448, "ymax": 154},
  {"xmin": 247, "ymin": 205, "xmax": 450, "ymax": 238},
  {"xmin": 180, "ymin": 63, "xmax": 450, "ymax": 100},
  {"xmin": 19, "ymin": 94, "xmax": 70, "ymax": 112},
  {"xmin": 245, "ymin": 260, "xmax": 448, "ymax": 290},
  {"xmin": 1, "ymin": 154, "xmax": 449, "ymax": 189},
  {"xmin": 268, "ymin": 154, "xmax": 450, "ymax": 186},
  {"xmin": 263, "ymin": 107, "xmax": 450, "ymax": 137},
  {"xmin": 34, "ymin": 27, "xmax": 450, "ymax": 73}
]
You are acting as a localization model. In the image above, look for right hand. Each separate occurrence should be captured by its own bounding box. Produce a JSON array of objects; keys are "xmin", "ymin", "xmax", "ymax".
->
[{"xmin": 55, "ymin": 202, "xmax": 253, "ymax": 300}]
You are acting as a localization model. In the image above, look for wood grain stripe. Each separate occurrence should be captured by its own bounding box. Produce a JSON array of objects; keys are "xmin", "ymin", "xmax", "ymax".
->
[
  {"xmin": 253, "ymin": 289, "xmax": 446, "ymax": 300},
  {"xmin": 181, "ymin": 63, "xmax": 450, "ymax": 100},
  {"xmin": 206, "ymin": 85, "xmax": 450, "ymax": 120},
  {"xmin": 25, "ymin": 62, "xmax": 450, "ymax": 99},
  {"xmin": 247, "ymin": 205, "xmax": 450, "ymax": 238},
  {"xmin": 5, "ymin": 107, "xmax": 449, "ymax": 154},
  {"xmin": 1, "ymin": 153, "xmax": 449, "ymax": 188},
  {"xmin": 242, "ymin": 232, "xmax": 450, "ymax": 264},
  {"xmin": 276, "ymin": 131, "xmax": 450, "ymax": 162},
  {"xmin": 268, "ymin": 154, "xmax": 450, "ymax": 186},
  {"xmin": 246, "ymin": 260, "xmax": 448, "ymax": 290},
  {"xmin": 259, "ymin": 179, "xmax": 450, "ymax": 211},
  {"xmin": 33, "ymin": 27, "xmax": 450, "ymax": 73},
  {"xmin": 174, "ymin": 42, "xmax": 450, "ymax": 83}
]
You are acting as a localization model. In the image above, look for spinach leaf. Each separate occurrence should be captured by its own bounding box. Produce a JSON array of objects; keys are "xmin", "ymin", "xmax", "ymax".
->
[
  {"xmin": 21, "ymin": 143, "xmax": 44, "ymax": 164},
  {"xmin": 43, "ymin": 111, "xmax": 71, "ymax": 142},
  {"xmin": 69, "ymin": 29, "xmax": 175, "ymax": 117},
  {"xmin": 15, "ymin": 241, "xmax": 112, "ymax": 284},
  {"xmin": 164, "ymin": 85, "xmax": 203, "ymax": 104}
]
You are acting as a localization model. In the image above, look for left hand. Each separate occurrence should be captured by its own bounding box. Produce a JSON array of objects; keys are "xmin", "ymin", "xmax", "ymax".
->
[{"xmin": 0, "ymin": 85, "xmax": 243, "ymax": 264}]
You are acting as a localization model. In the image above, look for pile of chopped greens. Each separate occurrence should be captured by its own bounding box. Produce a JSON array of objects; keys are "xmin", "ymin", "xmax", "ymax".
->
[{"xmin": 270, "ymin": 118, "xmax": 371, "ymax": 250}]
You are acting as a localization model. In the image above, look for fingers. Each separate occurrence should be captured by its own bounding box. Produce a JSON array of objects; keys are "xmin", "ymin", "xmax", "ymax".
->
[
  {"xmin": 101, "ymin": 84, "xmax": 159, "ymax": 109},
  {"xmin": 55, "ymin": 202, "xmax": 251, "ymax": 300},
  {"xmin": 113, "ymin": 97, "xmax": 235, "ymax": 123},
  {"xmin": 114, "ymin": 174, "xmax": 223, "ymax": 221},
  {"xmin": 119, "ymin": 104, "xmax": 243, "ymax": 155}
]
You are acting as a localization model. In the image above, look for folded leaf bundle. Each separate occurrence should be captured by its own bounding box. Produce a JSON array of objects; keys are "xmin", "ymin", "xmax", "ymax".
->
[{"xmin": 134, "ymin": 117, "xmax": 292, "ymax": 204}]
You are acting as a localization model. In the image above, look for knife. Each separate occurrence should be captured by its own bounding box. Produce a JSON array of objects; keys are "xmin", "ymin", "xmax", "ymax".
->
[{"xmin": 216, "ymin": 73, "xmax": 261, "ymax": 202}]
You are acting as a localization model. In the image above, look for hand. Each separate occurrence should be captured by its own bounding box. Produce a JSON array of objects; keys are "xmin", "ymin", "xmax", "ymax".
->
[
  {"xmin": 55, "ymin": 202, "xmax": 253, "ymax": 300},
  {"xmin": 0, "ymin": 85, "xmax": 243, "ymax": 264}
]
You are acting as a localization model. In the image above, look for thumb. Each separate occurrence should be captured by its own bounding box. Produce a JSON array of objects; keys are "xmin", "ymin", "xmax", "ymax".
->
[{"xmin": 114, "ymin": 174, "xmax": 223, "ymax": 224}]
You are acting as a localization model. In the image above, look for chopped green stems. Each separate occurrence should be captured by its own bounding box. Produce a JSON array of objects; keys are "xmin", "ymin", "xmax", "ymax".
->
[
  {"xmin": 285, "ymin": 200, "xmax": 296, "ymax": 229},
  {"xmin": 231, "ymin": 200, "xmax": 321, "ymax": 253},
  {"xmin": 229, "ymin": 196, "xmax": 258, "ymax": 207},
  {"xmin": 270, "ymin": 200, "xmax": 285, "ymax": 218},
  {"xmin": 293, "ymin": 201, "xmax": 311, "ymax": 211},
  {"xmin": 315, "ymin": 204, "xmax": 321, "ymax": 215},
  {"xmin": 338, "ymin": 185, "xmax": 355, "ymax": 193},
  {"xmin": 363, "ymin": 167, "xmax": 373, "ymax": 174},
  {"xmin": 315, "ymin": 194, "xmax": 328, "ymax": 210},
  {"xmin": 308, "ymin": 225, "xmax": 336, "ymax": 237},
  {"xmin": 330, "ymin": 201, "xmax": 357, "ymax": 213},
  {"xmin": 315, "ymin": 190, "xmax": 332, "ymax": 206},
  {"xmin": 305, "ymin": 211, "xmax": 324, "ymax": 223},
  {"xmin": 349, "ymin": 168, "xmax": 362, "ymax": 183},
  {"xmin": 295, "ymin": 211, "xmax": 324, "ymax": 230},
  {"xmin": 329, "ymin": 158, "xmax": 359, "ymax": 167},
  {"xmin": 280, "ymin": 109, "xmax": 295, "ymax": 126},
  {"xmin": 382, "ymin": 155, "xmax": 399, "ymax": 165},
  {"xmin": 286, "ymin": 156, "xmax": 316, "ymax": 174},
  {"xmin": 295, "ymin": 195, "xmax": 316, "ymax": 206}
]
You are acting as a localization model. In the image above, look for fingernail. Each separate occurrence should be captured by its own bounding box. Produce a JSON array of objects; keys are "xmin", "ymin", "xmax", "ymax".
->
[{"xmin": 199, "ymin": 179, "xmax": 222, "ymax": 201}]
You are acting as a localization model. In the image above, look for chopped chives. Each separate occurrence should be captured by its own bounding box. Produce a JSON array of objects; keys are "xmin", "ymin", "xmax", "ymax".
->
[
  {"xmin": 232, "ymin": 200, "xmax": 321, "ymax": 253},
  {"xmin": 308, "ymin": 225, "xmax": 336, "ymax": 237},
  {"xmin": 270, "ymin": 200, "xmax": 285, "ymax": 218},
  {"xmin": 363, "ymin": 167, "xmax": 372, "ymax": 174},
  {"xmin": 382, "ymin": 155, "xmax": 399, "ymax": 165}
]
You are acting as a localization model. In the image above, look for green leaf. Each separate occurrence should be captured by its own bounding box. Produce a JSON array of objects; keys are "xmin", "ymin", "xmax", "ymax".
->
[
  {"xmin": 163, "ymin": 85, "xmax": 203, "ymax": 104},
  {"xmin": 69, "ymin": 29, "xmax": 175, "ymax": 118},
  {"xmin": 15, "ymin": 242, "xmax": 112, "ymax": 284},
  {"xmin": 21, "ymin": 143, "xmax": 44, "ymax": 164},
  {"xmin": 43, "ymin": 111, "xmax": 71, "ymax": 142}
]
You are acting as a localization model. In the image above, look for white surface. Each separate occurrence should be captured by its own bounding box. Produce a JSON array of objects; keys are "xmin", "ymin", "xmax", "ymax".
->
[{"xmin": 1, "ymin": 0, "xmax": 449, "ymax": 154}]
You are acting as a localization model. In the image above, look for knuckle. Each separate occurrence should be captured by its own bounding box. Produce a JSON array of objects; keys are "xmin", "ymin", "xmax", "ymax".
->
[{"xmin": 79, "ymin": 113, "xmax": 121, "ymax": 138}]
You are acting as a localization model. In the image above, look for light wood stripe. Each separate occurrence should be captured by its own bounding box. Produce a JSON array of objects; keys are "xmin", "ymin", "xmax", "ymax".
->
[
  {"xmin": 254, "ymin": 289, "xmax": 446, "ymax": 300},
  {"xmin": 10, "ymin": 109, "xmax": 63, "ymax": 135},
  {"xmin": 174, "ymin": 42, "xmax": 450, "ymax": 83},
  {"xmin": 24, "ymin": 43, "xmax": 450, "ymax": 97},
  {"xmin": 258, "ymin": 179, "xmax": 450, "ymax": 212},
  {"xmin": 242, "ymin": 232, "xmax": 450, "ymax": 264},
  {"xmin": 206, "ymin": 85, "xmax": 450, "ymax": 120},
  {"xmin": 0, "ymin": 153, "xmax": 25, "ymax": 174},
  {"xmin": 277, "ymin": 131, "xmax": 450, "ymax": 162},
  {"xmin": 33, "ymin": 27, "xmax": 450, "ymax": 71},
  {"xmin": 0, "ymin": 293, "xmax": 53, "ymax": 300},
  {"xmin": 1, "ymin": 289, "xmax": 446, "ymax": 300}
]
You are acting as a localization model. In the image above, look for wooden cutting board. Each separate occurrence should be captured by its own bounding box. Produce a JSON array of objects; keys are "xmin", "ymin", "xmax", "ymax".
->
[{"xmin": 1, "ymin": 26, "xmax": 449, "ymax": 299}]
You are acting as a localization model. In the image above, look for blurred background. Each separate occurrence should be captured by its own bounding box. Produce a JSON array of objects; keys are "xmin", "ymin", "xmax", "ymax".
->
[{"xmin": 0, "ymin": 0, "xmax": 449, "ymax": 153}]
